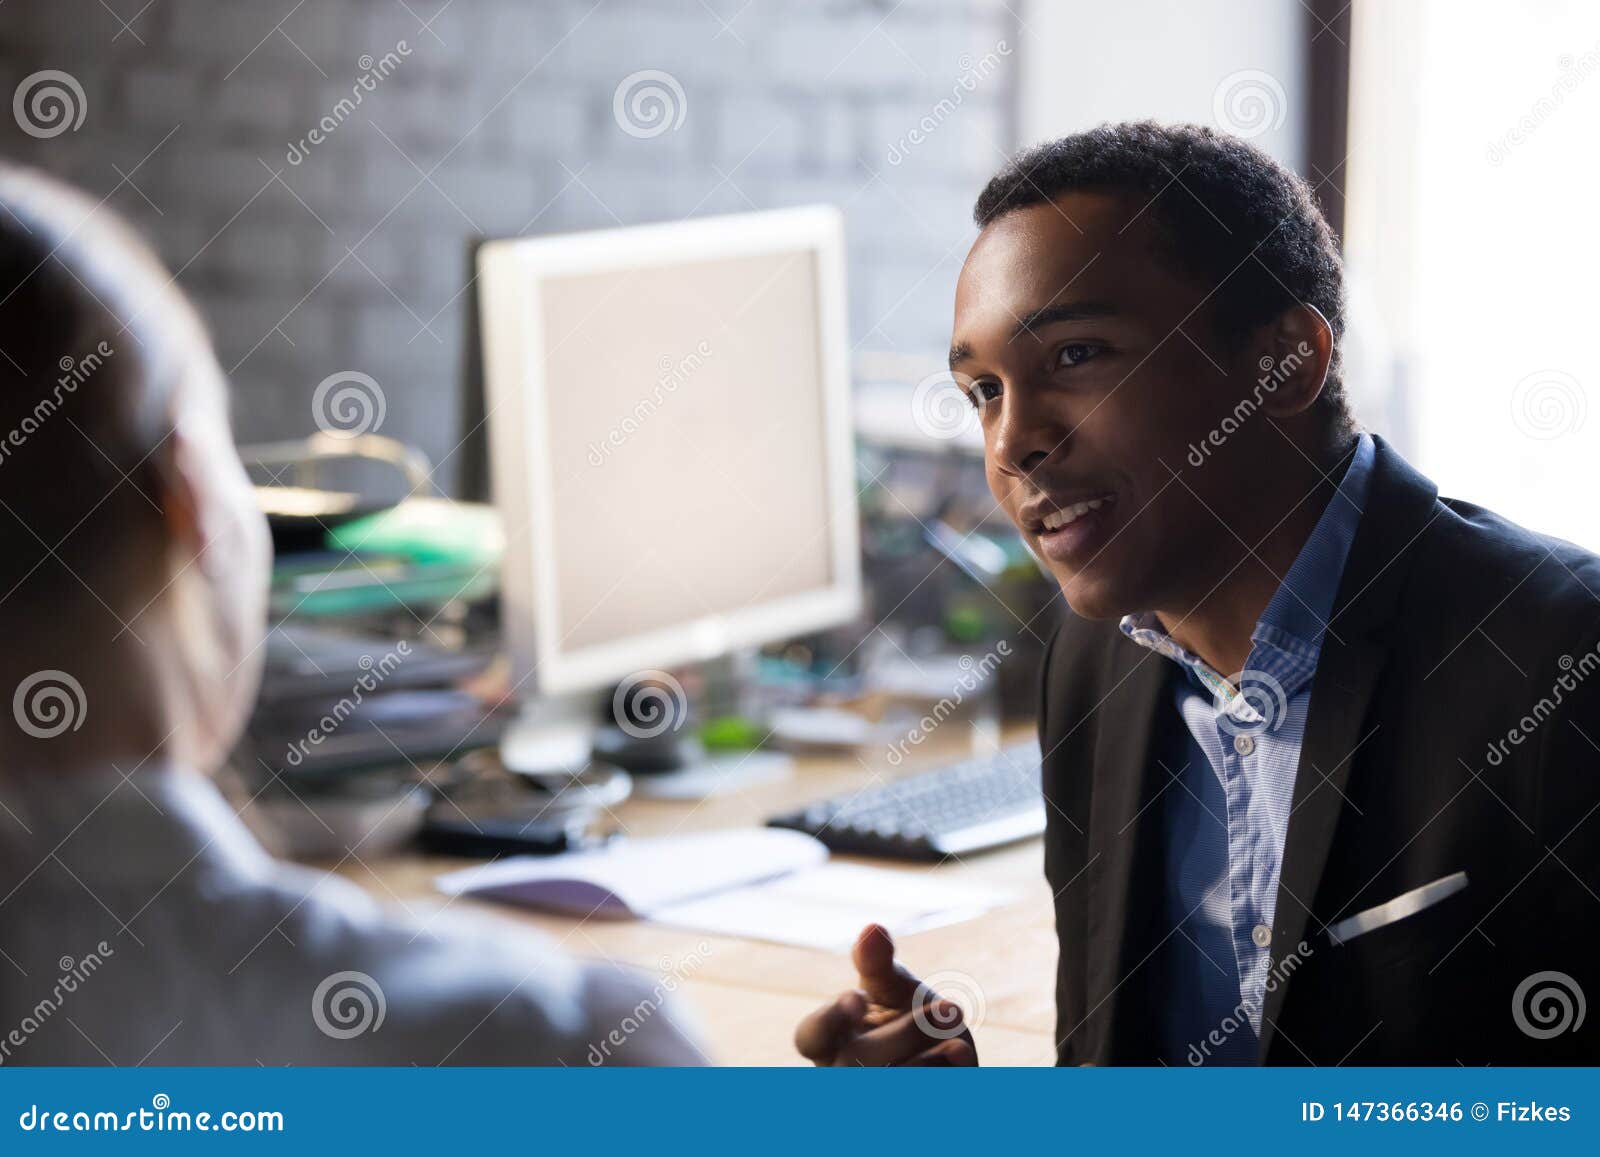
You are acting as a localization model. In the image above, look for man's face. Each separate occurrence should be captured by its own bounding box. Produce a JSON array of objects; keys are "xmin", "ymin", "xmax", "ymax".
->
[{"xmin": 951, "ymin": 191, "xmax": 1271, "ymax": 620}]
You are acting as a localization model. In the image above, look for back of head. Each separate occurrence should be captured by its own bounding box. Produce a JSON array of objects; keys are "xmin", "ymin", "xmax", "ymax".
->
[
  {"xmin": 0, "ymin": 164, "xmax": 268, "ymax": 773},
  {"xmin": 0, "ymin": 166, "xmax": 196, "ymax": 622}
]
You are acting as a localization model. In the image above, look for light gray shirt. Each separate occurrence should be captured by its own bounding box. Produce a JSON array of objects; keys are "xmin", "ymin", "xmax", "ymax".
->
[{"xmin": 0, "ymin": 766, "xmax": 706, "ymax": 1066}]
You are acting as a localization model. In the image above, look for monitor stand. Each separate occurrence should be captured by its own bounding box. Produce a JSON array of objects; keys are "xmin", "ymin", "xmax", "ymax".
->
[
  {"xmin": 499, "ymin": 691, "xmax": 600, "ymax": 778},
  {"xmin": 590, "ymin": 670, "xmax": 702, "ymax": 773},
  {"xmin": 500, "ymin": 661, "xmax": 792, "ymax": 799},
  {"xmin": 590, "ymin": 725, "xmax": 703, "ymax": 773},
  {"xmin": 591, "ymin": 663, "xmax": 792, "ymax": 797},
  {"xmin": 498, "ymin": 684, "xmax": 705, "ymax": 777}
]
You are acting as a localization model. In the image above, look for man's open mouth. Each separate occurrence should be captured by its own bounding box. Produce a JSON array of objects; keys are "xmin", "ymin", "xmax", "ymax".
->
[
  {"xmin": 1041, "ymin": 495, "xmax": 1113, "ymax": 531},
  {"xmin": 1027, "ymin": 492, "xmax": 1118, "ymax": 565}
]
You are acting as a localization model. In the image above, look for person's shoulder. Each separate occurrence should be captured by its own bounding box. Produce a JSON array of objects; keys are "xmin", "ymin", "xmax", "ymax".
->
[
  {"xmin": 1417, "ymin": 494, "xmax": 1600, "ymax": 638},
  {"xmin": 218, "ymin": 857, "xmax": 706, "ymax": 1066}
]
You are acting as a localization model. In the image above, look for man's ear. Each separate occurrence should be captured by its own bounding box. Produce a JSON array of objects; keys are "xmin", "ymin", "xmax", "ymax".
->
[{"xmin": 1254, "ymin": 304, "xmax": 1333, "ymax": 419}]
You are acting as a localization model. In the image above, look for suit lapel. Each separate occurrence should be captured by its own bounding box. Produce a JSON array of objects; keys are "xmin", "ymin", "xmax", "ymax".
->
[
  {"xmin": 1258, "ymin": 436, "xmax": 1440, "ymax": 1059},
  {"xmin": 1258, "ymin": 634, "xmax": 1386, "ymax": 1054},
  {"xmin": 1083, "ymin": 647, "xmax": 1172, "ymax": 1062}
]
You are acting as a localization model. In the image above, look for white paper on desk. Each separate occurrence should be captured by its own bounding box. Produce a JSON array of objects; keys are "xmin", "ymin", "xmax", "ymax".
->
[
  {"xmin": 434, "ymin": 828, "xmax": 827, "ymax": 918},
  {"xmin": 651, "ymin": 862, "xmax": 1006, "ymax": 951}
]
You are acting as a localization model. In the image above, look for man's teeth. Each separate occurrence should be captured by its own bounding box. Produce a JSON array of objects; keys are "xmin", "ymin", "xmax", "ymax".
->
[{"xmin": 1041, "ymin": 497, "xmax": 1109, "ymax": 531}]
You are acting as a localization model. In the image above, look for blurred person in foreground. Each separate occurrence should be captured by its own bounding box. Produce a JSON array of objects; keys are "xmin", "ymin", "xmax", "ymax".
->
[{"xmin": 0, "ymin": 164, "xmax": 702, "ymax": 1066}]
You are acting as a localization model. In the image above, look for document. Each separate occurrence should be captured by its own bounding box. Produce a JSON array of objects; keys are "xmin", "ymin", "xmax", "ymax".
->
[
  {"xmin": 648, "ymin": 861, "xmax": 999, "ymax": 950},
  {"xmin": 436, "ymin": 828, "xmax": 1005, "ymax": 950}
]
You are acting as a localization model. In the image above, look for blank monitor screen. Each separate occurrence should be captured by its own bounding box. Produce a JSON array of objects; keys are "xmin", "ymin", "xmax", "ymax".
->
[
  {"xmin": 540, "ymin": 250, "xmax": 833, "ymax": 651},
  {"xmin": 480, "ymin": 206, "xmax": 859, "ymax": 694}
]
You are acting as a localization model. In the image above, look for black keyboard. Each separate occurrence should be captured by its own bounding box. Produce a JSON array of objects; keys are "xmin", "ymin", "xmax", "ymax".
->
[{"xmin": 767, "ymin": 742, "xmax": 1044, "ymax": 860}]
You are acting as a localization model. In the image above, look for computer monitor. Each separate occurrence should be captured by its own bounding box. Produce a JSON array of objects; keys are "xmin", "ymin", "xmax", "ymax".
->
[{"xmin": 477, "ymin": 206, "xmax": 861, "ymax": 755}]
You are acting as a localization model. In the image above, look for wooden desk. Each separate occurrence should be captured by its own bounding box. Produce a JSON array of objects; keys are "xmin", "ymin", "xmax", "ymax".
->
[{"xmin": 336, "ymin": 726, "xmax": 1058, "ymax": 1065}]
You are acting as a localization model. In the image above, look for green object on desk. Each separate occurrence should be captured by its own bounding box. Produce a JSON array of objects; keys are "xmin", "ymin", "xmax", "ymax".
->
[
  {"xmin": 327, "ymin": 497, "xmax": 502, "ymax": 568},
  {"xmin": 699, "ymin": 715, "xmax": 765, "ymax": 751},
  {"xmin": 269, "ymin": 555, "xmax": 498, "ymax": 618},
  {"xmin": 270, "ymin": 499, "xmax": 505, "ymax": 619}
]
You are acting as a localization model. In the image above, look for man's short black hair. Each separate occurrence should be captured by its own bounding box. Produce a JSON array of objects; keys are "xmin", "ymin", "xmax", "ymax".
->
[{"xmin": 974, "ymin": 121, "xmax": 1351, "ymax": 431}]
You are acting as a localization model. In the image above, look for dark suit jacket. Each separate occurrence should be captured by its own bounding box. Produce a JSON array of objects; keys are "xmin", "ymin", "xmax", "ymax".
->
[{"xmin": 1038, "ymin": 436, "xmax": 1600, "ymax": 1064}]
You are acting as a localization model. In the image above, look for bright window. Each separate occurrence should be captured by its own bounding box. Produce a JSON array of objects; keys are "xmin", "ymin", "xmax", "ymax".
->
[{"xmin": 1346, "ymin": 0, "xmax": 1600, "ymax": 550}]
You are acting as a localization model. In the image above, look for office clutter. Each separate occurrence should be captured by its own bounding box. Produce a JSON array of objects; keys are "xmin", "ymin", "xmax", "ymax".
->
[
  {"xmin": 235, "ymin": 434, "xmax": 511, "ymax": 859},
  {"xmin": 416, "ymin": 749, "xmax": 630, "ymax": 858},
  {"xmin": 854, "ymin": 425, "xmax": 1057, "ymax": 721},
  {"xmin": 231, "ymin": 429, "xmax": 1054, "ymax": 861},
  {"xmin": 229, "ymin": 301, "xmax": 1060, "ymax": 867},
  {"xmin": 244, "ymin": 624, "xmax": 504, "ymax": 777},
  {"xmin": 238, "ymin": 623, "xmax": 510, "ymax": 858}
]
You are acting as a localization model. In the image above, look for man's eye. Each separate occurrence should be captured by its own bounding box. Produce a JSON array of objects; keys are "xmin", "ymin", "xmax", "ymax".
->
[
  {"xmin": 1056, "ymin": 343, "xmax": 1100, "ymax": 368},
  {"xmin": 966, "ymin": 380, "xmax": 1002, "ymax": 408}
]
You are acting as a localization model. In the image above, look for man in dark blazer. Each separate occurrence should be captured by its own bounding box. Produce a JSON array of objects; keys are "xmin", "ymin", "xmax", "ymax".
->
[{"xmin": 796, "ymin": 122, "xmax": 1599, "ymax": 1066}]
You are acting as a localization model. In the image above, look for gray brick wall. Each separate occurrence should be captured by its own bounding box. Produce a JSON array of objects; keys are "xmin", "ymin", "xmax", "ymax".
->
[{"xmin": 0, "ymin": 0, "xmax": 1018, "ymax": 491}]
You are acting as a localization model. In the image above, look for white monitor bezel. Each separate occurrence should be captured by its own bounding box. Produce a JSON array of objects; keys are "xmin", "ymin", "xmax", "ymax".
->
[{"xmin": 478, "ymin": 205, "xmax": 862, "ymax": 696}]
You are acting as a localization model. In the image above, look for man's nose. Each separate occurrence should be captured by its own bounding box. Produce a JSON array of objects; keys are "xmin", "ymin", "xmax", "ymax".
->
[{"xmin": 991, "ymin": 386, "xmax": 1066, "ymax": 476}]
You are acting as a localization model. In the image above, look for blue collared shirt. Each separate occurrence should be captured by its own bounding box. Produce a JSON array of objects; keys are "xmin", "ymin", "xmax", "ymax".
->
[{"xmin": 1119, "ymin": 433, "xmax": 1375, "ymax": 1065}]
